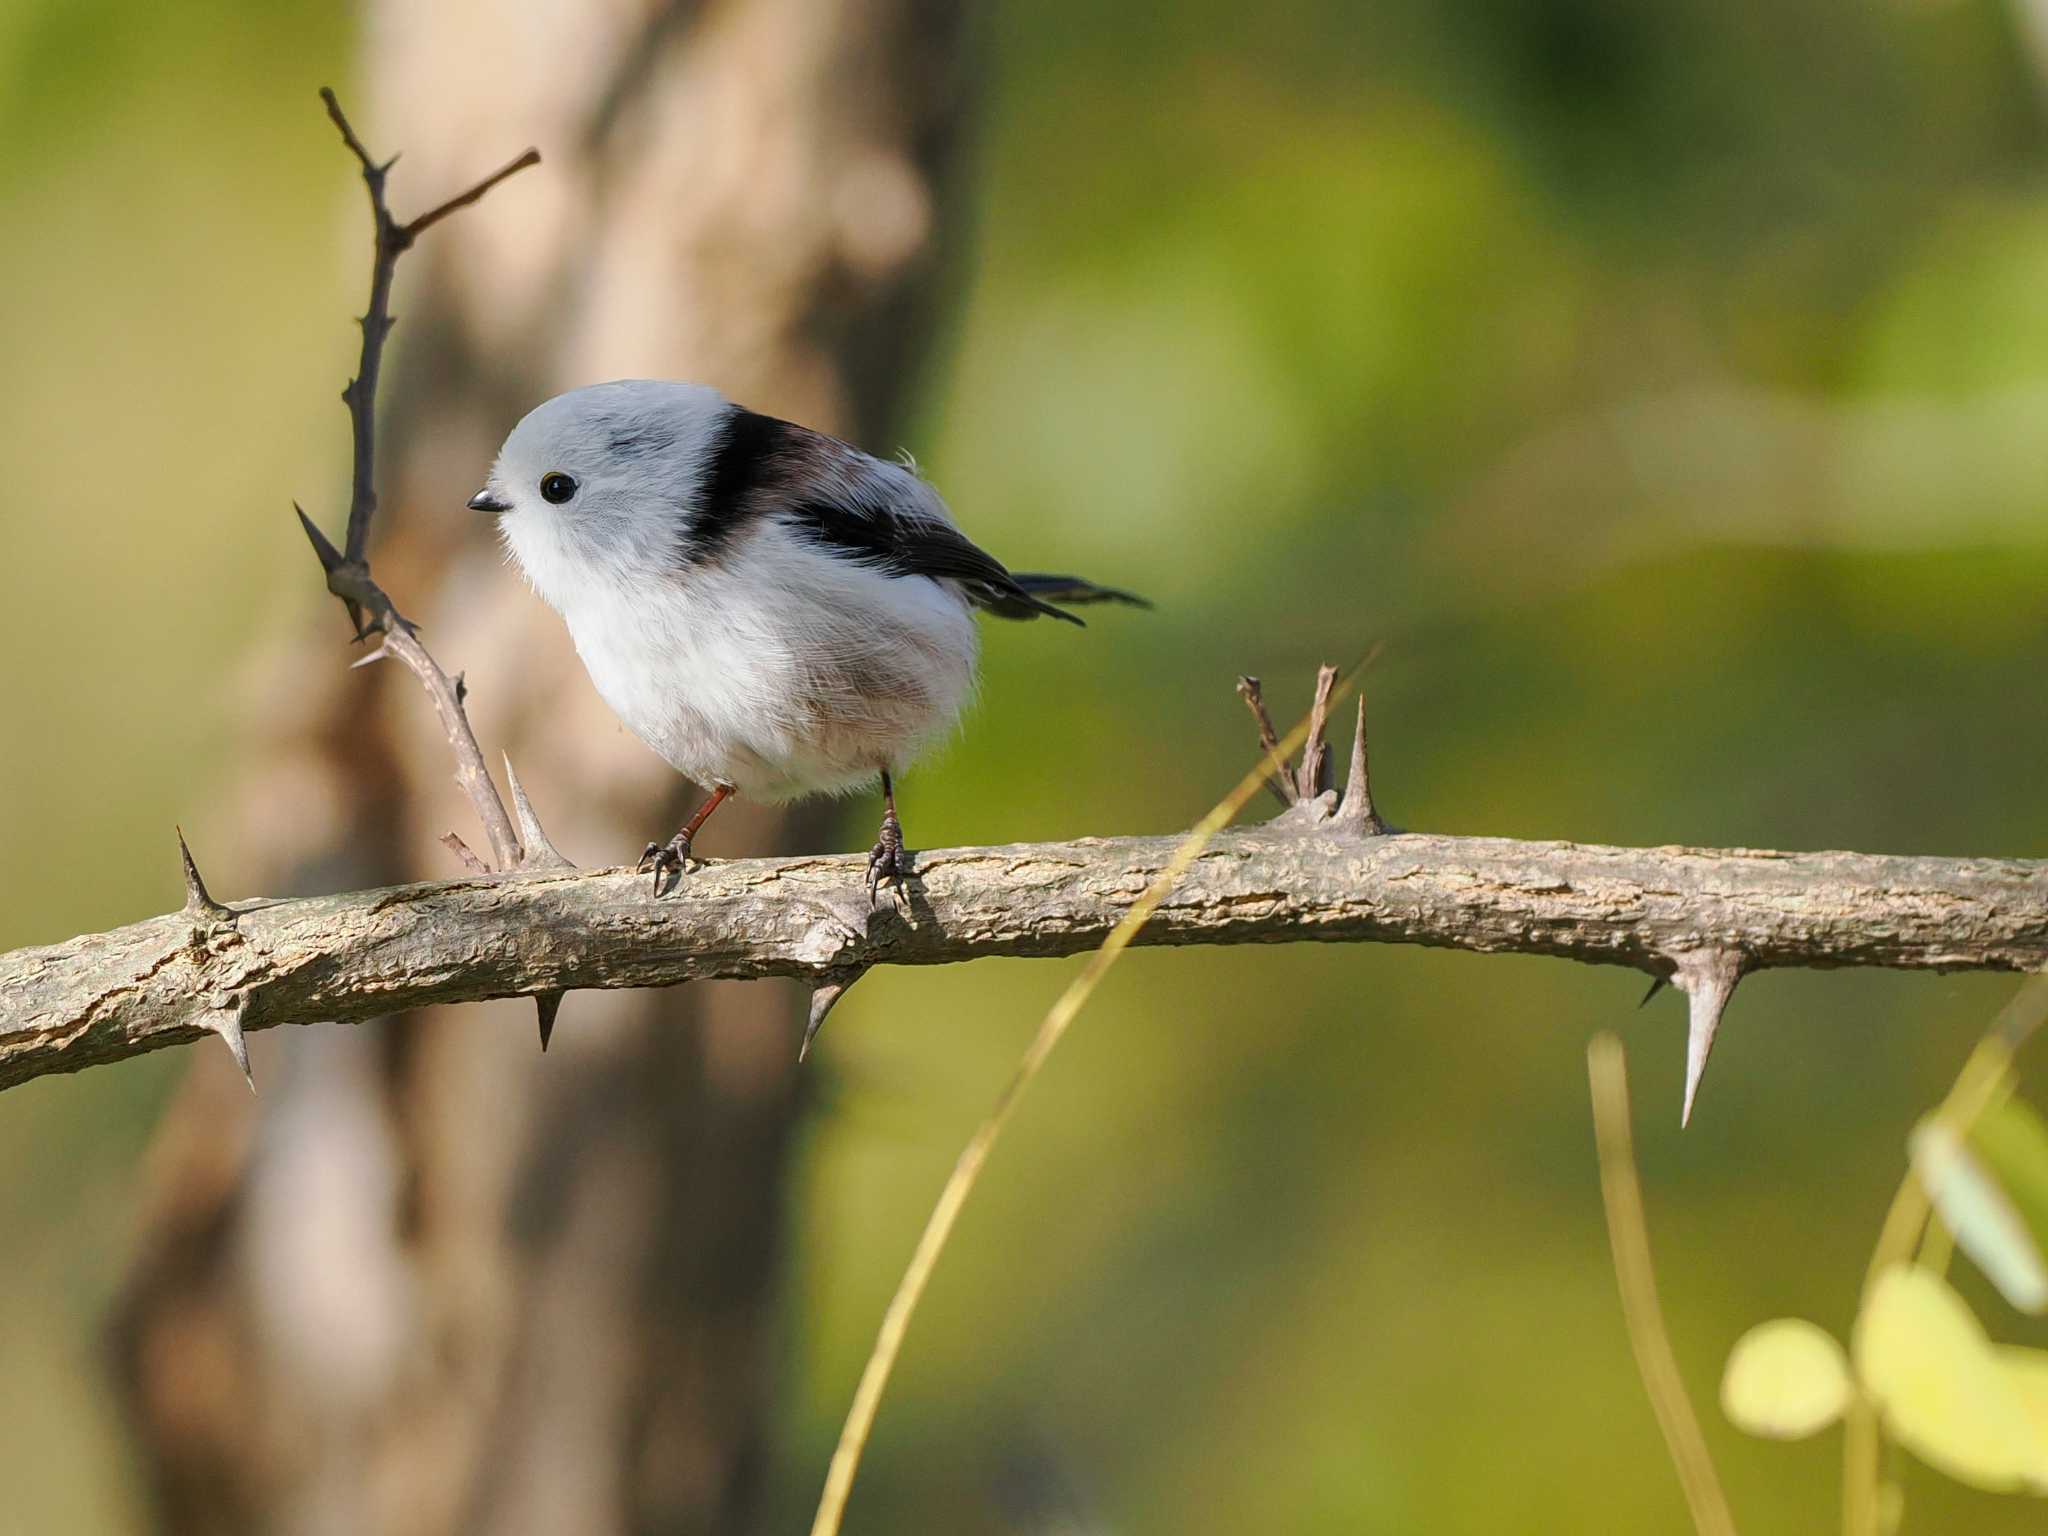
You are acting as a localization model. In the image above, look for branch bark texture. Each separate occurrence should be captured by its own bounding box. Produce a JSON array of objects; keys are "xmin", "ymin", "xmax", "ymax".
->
[{"xmin": 8, "ymin": 827, "xmax": 2044, "ymax": 1091}]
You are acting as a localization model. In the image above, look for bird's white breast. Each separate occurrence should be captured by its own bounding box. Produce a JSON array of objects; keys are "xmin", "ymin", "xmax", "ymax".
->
[{"xmin": 501, "ymin": 509, "xmax": 978, "ymax": 801}]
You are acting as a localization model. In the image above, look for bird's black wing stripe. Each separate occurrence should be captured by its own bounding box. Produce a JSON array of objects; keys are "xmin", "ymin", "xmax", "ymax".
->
[
  {"xmin": 788, "ymin": 498, "xmax": 999, "ymax": 582},
  {"xmin": 689, "ymin": 406, "xmax": 790, "ymax": 563},
  {"xmin": 720, "ymin": 413, "xmax": 1087, "ymax": 624},
  {"xmin": 786, "ymin": 498, "xmax": 1084, "ymax": 624}
]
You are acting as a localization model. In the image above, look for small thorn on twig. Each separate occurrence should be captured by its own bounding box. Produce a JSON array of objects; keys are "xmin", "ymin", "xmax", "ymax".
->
[
  {"xmin": 176, "ymin": 827, "xmax": 233, "ymax": 921},
  {"xmin": 294, "ymin": 503, "xmax": 345, "ymax": 576},
  {"xmin": 293, "ymin": 503, "xmax": 371, "ymax": 637},
  {"xmin": 1670, "ymin": 949, "xmax": 1744, "ymax": 1128},
  {"xmin": 350, "ymin": 643, "xmax": 394, "ymax": 670},
  {"xmin": 802, "ymin": 971, "xmax": 866, "ymax": 1062},
  {"xmin": 504, "ymin": 754, "xmax": 574, "ymax": 870},
  {"xmin": 440, "ymin": 832, "xmax": 491, "ymax": 875},
  {"xmin": 535, "ymin": 990, "xmax": 565, "ymax": 1051},
  {"xmin": 1236, "ymin": 676, "xmax": 1295, "ymax": 809},
  {"xmin": 453, "ymin": 672, "xmax": 468, "ymax": 706},
  {"xmin": 1333, "ymin": 694, "xmax": 1389, "ymax": 834},
  {"xmin": 207, "ymin": 1000, "xmax": 255, "ymax": 1091},
  {"xmin": 1638, "ymin": 976, "xmax": 1667, "ymax": 1008}
]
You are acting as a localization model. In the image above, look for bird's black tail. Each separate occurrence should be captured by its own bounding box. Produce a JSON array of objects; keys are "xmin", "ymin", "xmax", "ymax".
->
[{"xmin": 982, "ymin": 572, "xmax": 1153, "ymax": 625}]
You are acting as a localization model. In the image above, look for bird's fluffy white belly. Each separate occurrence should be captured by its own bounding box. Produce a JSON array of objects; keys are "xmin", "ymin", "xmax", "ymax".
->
[{"xmin": 537, "ymin": 525, "xmax": 979, "ymax": 802}]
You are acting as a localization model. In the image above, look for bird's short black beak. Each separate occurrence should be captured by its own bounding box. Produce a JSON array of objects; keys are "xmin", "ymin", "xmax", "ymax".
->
[{"xmin": 468, "ymin": 488, "xmax": 511, "ymax": 514}]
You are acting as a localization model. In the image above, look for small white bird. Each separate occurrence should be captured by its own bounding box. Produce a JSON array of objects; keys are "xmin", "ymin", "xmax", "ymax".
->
[{"xmin": 469, "ymin": 379, "xmax": 1145, "ymax": 896}]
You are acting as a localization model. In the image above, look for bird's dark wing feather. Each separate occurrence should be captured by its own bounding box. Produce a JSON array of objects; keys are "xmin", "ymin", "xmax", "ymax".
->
[
  {"xmin": 1007, "ymin": 574, "xmax": 1153, "ymax": 611},
  {"xmin": 723, "ymin": 410, "xmax": 1144, "ymax": 624},
  {"xmin": 742, "ymin": 412, "xmax": 1084, "ymax": 622},
  {"xmin": 786, "ymin": 496, "xmax": 1084, "ymax": 624}
]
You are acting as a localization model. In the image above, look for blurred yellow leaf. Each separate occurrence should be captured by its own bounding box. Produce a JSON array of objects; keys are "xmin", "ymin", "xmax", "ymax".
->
[
  {"xmin": 1721, "ymin": 1318, "xmax": 1850, "ymax": 1439},
  {"xmin": 1971, "ymin": 1099, "xmax": 2048, "ymax": 1293},
  {"xmin": 1855, "ymin": 1265, "xmax": 2048, "ymax": 1493},
  {"xmin": 1910, "ymin": 1116, "xmax": 2048, "ymax": 1313},
  {"xmin": 2000, "ymin": 1346, "xmax": 2048, "ymax": 1494}
]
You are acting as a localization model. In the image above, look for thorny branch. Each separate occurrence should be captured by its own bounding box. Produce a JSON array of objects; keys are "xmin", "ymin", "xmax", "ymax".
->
[
  {"xmin": 295, "ymin": 90, "xmax": 542, "ymax": 878},
  {"xmin": 5, "ymin": 677, "xmax": 2048, "ymax": 1116},
  {"xmin": 317, "ymin": 87, "xmax": 540, "ymax": 584}
]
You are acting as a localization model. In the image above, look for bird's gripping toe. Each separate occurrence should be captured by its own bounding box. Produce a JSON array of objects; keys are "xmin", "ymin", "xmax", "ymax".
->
[
  {"xmin": 637, "ymin": 832, "xmax": 696, "ymax": 895},
  {"xmin": 867, "ymin": 800, "xmax": 908, "ymax": 906},
  {"xmin": 636, "ymin": 784, "xmax": 735, "ymax": 897}
]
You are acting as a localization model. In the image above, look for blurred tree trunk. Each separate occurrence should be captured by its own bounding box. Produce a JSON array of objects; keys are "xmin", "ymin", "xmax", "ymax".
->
[{"xmin": 111, "ymin": 4, "xmax": 973, "ymax": 1533}]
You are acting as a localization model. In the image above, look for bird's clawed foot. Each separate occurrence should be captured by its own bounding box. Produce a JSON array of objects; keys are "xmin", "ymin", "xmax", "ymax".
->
[
  {"xmin": 636, "ymin": 785, "xmax": 735, "ymax": 896},
  {"xmin": 866, "ymin": 805, "xmax": 908, "ymax": 907},
  {"xmin": 636, "ymin": 831, "xmax": 695, "ymax": 895}
]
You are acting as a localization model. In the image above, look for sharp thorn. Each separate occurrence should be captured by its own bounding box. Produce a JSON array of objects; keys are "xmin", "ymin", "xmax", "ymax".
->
[
  {"xmin": 176, "ymin": 827, "xmax": 232, "ymax": 920},
  {"xmin": 504, "ymin": 754, "xmax": 573, "ymax": 870},
  {"xmin": 1638, "ymin": 975, "xmax": 1667, "ymax": 1008},
  {"xmin": 210, "ymin": 1001, "xmax": 254, "ymax": 1091},
  {"xmin": 535, "ymin": 990, "xmax": 565, "ymax": 1051},
  {"xmin": 1671, "ymin": 949, "xmax": 1743, "ymax": 1128},
  {"xmin": 350, "ymin": 643, "xmax": 393, "ymax": 669},
  {"xmin": 1333, "ymin": 693, "xmax": 1389, "ymax": 834},
  {"xmin": 293, "ymin": 503, "xmax": 346, "ymax": 576},
  {"xmin": 802, "ymin": 971, "xmax": 865, "ymax": 1062}
]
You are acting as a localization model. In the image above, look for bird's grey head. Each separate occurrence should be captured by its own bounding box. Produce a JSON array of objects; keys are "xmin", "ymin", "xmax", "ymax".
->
[{"xmin": 469, "ymin": 379, "xmax": 733, "ymax": 585}]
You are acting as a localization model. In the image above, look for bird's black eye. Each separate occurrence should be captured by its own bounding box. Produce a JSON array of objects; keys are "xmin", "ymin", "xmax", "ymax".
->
[{"xmin": 540, "ymin": 471, "xmax": 578, "ymax": 505}]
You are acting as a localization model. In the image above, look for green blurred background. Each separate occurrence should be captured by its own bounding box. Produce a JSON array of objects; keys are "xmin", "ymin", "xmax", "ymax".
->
[{"xmin": 5, "ymin": 0, "xmax": 2048, "ymax": 1530}]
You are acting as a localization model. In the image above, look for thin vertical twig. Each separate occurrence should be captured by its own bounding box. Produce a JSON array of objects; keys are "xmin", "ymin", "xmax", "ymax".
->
[
  {"xmin": 297, "ymin": 92, "xmax": 541, "ymax": 872},
  {"xmin": 1587, "ymin": 1034, "xmax": 1740, "ymax": 1536}
]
